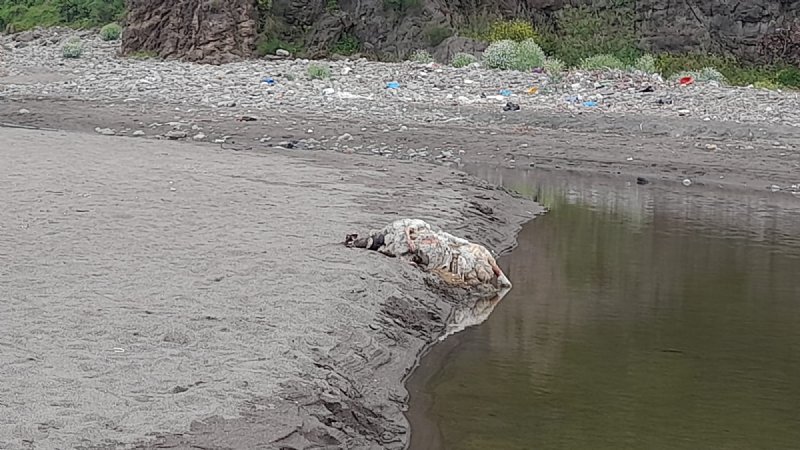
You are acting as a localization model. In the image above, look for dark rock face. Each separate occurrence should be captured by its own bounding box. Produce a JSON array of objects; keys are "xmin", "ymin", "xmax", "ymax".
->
[
  {"xmin": 119, "ymin": 0, "xmax": 797, "ymax": 66},
  {"xmin": 635, "ymin": 0, "xmax": 800, "ymax": 64},
  {"xmin": 121, "ymin": 0, "xmax": 258, "ymax": 64}
]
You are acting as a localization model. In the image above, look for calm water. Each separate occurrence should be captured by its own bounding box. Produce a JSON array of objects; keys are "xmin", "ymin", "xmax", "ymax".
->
[{"xmin": 407, "ymin": 169, "xmax": 800, "ymax": 450}]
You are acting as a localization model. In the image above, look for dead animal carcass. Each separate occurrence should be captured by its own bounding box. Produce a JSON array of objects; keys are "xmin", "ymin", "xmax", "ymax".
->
[{"xmin": 345, "ymin": 219, "xmax": 512, "ymax": 289}]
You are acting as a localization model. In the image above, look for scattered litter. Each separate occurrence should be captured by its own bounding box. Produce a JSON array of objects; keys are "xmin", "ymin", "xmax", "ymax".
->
[
  {"xmin": 770, "ymin": 184, "xmax": 781, "ymax": 192},
  {"xmin": 237, "ymin": 115, "xmax": 258, "ymax": 122},
  {"xmin": 322, "ymin": 87, "xmax": 335, "ymax": 95},
  {"xmin": 682, "ymin": 178, "xmax": 693, "ymax": 187},
  {"xmin": 679, "ymin": 76, "xmax": 694, "ymax": 86},
  {"xmin": 386, "ymin": 81, "xmax": 400, "ymax": 89},
  {"xmin": 636, "ymin": 177, "xmax": 650, "ymax": 185},
  {"xmin": 656, "ymin": 98, "xmax": 673, "ymax": 105},
  {"xmin": 261, "ymin": 77, "xmax": 276, "ymax": 85},
  {"xmin": 626, "ymin": 157, "xmax": 634, "ymax": 161},
  {"xmin": 565, "ymin": 95, "xmax": 582, "ymax": 104},
  {"xmin": 582, "ymin": 101, "xmax": 598, "ymax": 107},
  {"xmin": 502, "ymin": 102, "xmax": 520, "ymax": 112},
  {"xmin": 526, "ymin": 86, "xmax": 539, "ymax": 95},
  {"xmin": 113, "ymin": 348, "xmax": 125, "ymax": 353},
  {"xmin": 640, "ymin": 86, "xmax": 655, "ymax": 93},
  {"xmin": 499, "ymin": 89, "xmax": 512, "ymax": 97}
]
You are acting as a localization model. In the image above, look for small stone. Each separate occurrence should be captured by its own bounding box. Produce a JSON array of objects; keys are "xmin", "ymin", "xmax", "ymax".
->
[
  {"xmin": 165, "ymin": 130, "xmax": 188, "ymax": 140},
  {"xmin": 337, "ymin": 133, "xmax": 353, "ymax": 142},
  {"xmin": 322, "ymin": 87, "xmax": 335, "ymax": 95},
  {"xmin": 217, "ymin": 100, "xmax": 236, "ymax": 107},
  {"xmin": 192, "ymin": 133, "xmax": 206, "ymax": 141},
  {"xmin": 704, "ymin": 143, "xmax": 718, "ymax": 150},
  {"xmin": 770, "ymin": 184, "xmax": 781, "ymax": 192},
  {"xmin": 18, "ymin": 108, "xmax": 30, "ymax": 114},
  {"xmin": 132, "ymin": 130, "xmax": 146, "ymax": 137},
  {"xmin": 275, "ymin": 49, "xmax": 290, "ymax": 57},
  {"xmin": 95, "ymin": 127, "xmax": 116, "ymax": 136}
]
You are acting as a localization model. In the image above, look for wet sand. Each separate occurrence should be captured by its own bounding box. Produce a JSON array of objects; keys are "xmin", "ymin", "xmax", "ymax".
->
[{"xmin": 0, "ymin": 126, "xmax": 539, "ymax": 449}]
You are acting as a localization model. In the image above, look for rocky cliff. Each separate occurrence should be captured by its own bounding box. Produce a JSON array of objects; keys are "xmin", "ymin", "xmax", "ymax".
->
[
  {"xmin": 121, "ymin": 0, "xmax": 799, "ymax": 65},
  {"xmin": 121, "ymin": 0, "xmax": 257, "ymax": 64}
]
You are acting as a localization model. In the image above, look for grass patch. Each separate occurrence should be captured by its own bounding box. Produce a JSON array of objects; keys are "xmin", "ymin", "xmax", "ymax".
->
[
  {"xmin": 655, "ymin": 53, "xmax": 800, "ymax": 88},
  {"xmin": 307, "ymin": 64, "xmax": 331, "ymax": 80},
  {"xmin": 256, "ymin": 36, "xmax": 300, "ymax": 57},
  {"xmin": 451, "ymin": 52, "xmax": 477, "ymax": 68}
]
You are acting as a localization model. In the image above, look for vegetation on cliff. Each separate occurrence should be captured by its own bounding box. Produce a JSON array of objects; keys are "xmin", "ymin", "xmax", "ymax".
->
[
  {"xmin": 0, "ymin": 0, "xmax": 123, "ymax": 32},
  {"xmin": 2, "ymin": 0, "xmax": 798, "ymax": 89}
]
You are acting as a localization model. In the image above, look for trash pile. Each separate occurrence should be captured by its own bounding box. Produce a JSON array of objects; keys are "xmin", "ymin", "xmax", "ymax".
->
[{"xmin": 1, "ymin": 29, "xmax": 799, "ymax": 127}]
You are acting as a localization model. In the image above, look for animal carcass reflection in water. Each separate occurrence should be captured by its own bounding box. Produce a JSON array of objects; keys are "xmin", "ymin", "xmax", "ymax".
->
[
  {"xmin": 344, "ymin": 218, "xmax": 512, "ymax": 289},
  {"xmin": 440, "ymin": 286, "xmax": 511, "ymax": 341}
]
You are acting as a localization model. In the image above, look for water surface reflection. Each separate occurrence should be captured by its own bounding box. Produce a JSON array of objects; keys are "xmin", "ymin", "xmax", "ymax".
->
[{"xmin": 408, "ymin": 169, "xmax": 800, "ymax": 450}]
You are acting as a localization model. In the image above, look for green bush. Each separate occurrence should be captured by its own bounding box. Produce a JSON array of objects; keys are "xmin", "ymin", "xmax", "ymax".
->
[
  {"xmin": 331, "ymin": 34, "xmax": 359, "ymax": 55},
  {"xmin": 408, "ymin": 49, "xmax": 433, "ymax": 63},
  {"xmin": 776, "ymin": 67, "xmax": 800, "ymax": 88},
  {"xmin": 579, "ymin": 54, "xmax": 627, "ymax": 70},
  {"xmin": 633, "ymin": 54, "xmax": 656, "ymax": 73},
  {"xmin": 61, "ymin": 36, "xmax": 83, "ymax": 58},
  {"xmin": 513, "ymin": 38, "xmax": 546, "ymax": 70},
  {"xmin": 484, "ymin": 19, "xmax": 537, "ymax": 43},
  {"xmin": 451, "ymin": 52, "xmax": 477, "ymax": 68},
  {"xmin": 0, "ymin": 0, "xmax": 124, "ymax": 31},
  {"xmin": 99, "ymin": 22, "xmax": 121, "ymax": 41},
  {"xmin": 307, "ymin": 64, "xmax": 331, "ymax": 80},
  {"xmin": 482, "ymin": 39, "xmax": 518, "ymax": 70}
]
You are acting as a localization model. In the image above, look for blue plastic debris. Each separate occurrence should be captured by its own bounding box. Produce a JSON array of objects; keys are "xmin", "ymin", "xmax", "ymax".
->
[
  {"xmin": 261, "ymin": 77, "xmax": 276, "ymax": 86},
  {"xmin": 386, "ymin": 81, "xmax": 401, "ymax": 89},
  {"xmin": 582, "ymin": 100, "xmax": 598, "ymax": 107},
  {"xmin": 500, "ymin": 89, "xmax": 513, "ymax": 97}
]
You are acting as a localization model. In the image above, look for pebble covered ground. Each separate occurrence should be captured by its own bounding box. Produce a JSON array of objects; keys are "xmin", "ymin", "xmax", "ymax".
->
[{"xmin": 2, "ymin": 28, "xmax": 800, "ymax": 129}]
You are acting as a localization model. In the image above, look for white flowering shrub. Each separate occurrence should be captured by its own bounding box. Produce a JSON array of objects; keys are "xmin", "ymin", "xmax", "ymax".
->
[
  {"xmin": 513, "ymin": 38, "xmax": 546, "ymax": 70},
  {"xmin": 697, "ymin": 66, "xmax": 726, "ymax": 83},
  {"xmin": 482, "ymin": 39, "xmax": 518, "ymax": 70},
  {"xmin": 543, "ymin": 57, "xmax": 565, "ymax": 75},
  {"xmin": 100, "ymin": 23, "xmax": 122, "ymax": 41},
  {"xmin": 408, "ymin": 49, "xmax": 433, "ymax": 63},
  {"xmin": 61, "ymin": 37, "xmax": 83, "ymax": 59}
]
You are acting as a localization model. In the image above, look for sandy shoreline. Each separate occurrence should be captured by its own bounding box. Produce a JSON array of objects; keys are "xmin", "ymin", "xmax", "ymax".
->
[
  {"xmin": 0, "ymin": 125, "xmax": 540, "ymax": 449},
  {"xmin": 1, "ymin": 30, "xmax": 798, "ymax": 448}
]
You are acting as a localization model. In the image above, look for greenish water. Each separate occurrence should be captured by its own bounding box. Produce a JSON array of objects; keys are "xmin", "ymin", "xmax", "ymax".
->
[{"xmin": 407, "ymin": 169, "xmax": 800, "ymax": 450}]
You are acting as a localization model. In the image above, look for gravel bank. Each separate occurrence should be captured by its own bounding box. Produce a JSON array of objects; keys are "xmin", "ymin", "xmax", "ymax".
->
[{"xmin": 2, "ymin": 29, "xmax": 799, "ymax": 194}]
